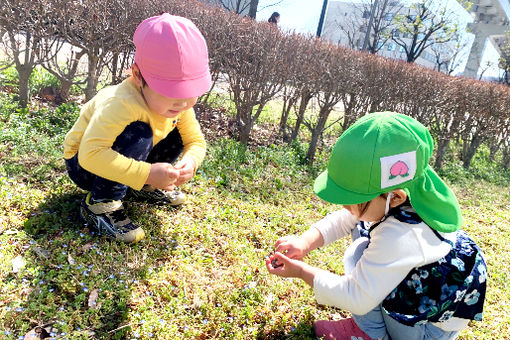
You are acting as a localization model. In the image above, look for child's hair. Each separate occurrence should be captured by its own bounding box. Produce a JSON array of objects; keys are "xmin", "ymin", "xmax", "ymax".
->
[
  {"xmin": 355, "ymin": 194, "xmax": 386, "ymax": 217},
  {"xmin": 133, "ymin": 13, "xmax": 212, "ymax": 99},
  {"xmin": 314, "ymin": 112, "xmax": 462, "ymax": 232}
]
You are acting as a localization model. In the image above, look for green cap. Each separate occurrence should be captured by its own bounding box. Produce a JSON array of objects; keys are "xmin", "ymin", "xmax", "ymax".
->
[{"xmin": 314, "ymin": 112, "xmax": 462, "ymax": 232}]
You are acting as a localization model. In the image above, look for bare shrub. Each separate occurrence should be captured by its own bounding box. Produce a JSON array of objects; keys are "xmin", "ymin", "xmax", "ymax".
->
[{"xmin": 0, "ymin": 0, "xmax": 52, "ymax": 107}]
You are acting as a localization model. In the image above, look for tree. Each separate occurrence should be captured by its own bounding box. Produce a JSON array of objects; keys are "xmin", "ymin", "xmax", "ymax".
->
[
  {"xmin": 38, "ymin": 32, "xmax": 87, "ymax": 102},
  {"xmin": 322, "ymin": 0, "xmax": 402, "ymax": 54},
  {"xmin": 219, "ymin": 17, "xmax": 289, "ymax": 144},
  {"xmin": 498, "ymin": 34, "xmax": 510, "ymax": 85},
  {"xmin": 391, "ymin": 0, "xmax": 459, "ymax": 63},
  {"xmin": 0, "ymin": 0, "xmax": 51, "ymax": 107},
  {"xmin": 51, "ymin": 0, "xmax": 142, "ymax": 101},
  {"xmin": 202, "ymin": 0, "xmax": 281, "ymax": 19},
  {"xmin": 430, "ymin": 33, "xmax": 470, "ymax": 74}
]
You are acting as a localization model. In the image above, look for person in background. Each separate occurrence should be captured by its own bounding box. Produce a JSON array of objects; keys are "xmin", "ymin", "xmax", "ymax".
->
[
  {"xmin": 63, "ymin": 14, "xmax": 211, "ymax": 243},
  {"xmin": 266, "ymin": 112, "xmax": 487, "ymax": 340},
  {"xmin": 268, "ymin": 11, "xmax": 280, "ymax": 25}
]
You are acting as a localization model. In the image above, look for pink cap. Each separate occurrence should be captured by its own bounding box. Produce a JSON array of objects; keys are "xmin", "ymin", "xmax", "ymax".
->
[{"xmin": 133, "ymin": 13, "xmax": 212, "ymax": 99}]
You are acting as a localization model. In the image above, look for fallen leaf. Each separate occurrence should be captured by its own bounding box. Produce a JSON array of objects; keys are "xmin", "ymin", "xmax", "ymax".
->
[
  {"xmin": 67, "ymin": 254, "xmax": 76, "ymax": 265},
  {"xmin": 82, "ymin": 243, "xmax": 93, "ymax": 252},
  {"xmin": 12, "ymin": 255, "xmax": 25, "ymax": 273},
  {"xmin": 88, "ymin": 288, "xmax": 99, "ymax": 309},
  {"xmin": 33, "ymin": 247, "xmax": 50, "ymax": 260}
]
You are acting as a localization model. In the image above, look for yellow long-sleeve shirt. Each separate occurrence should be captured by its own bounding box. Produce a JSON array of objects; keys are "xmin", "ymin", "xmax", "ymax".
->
[{"xmin": 63, "ymin": 77, "xmax": 206, "ymax": 190}]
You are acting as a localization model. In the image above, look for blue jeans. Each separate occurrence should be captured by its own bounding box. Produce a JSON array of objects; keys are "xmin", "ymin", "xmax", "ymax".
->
[
  {"xmin": 65, "ymin": 121, "xmax": 183, "ymax": 201},
  {"xmin": 345, "ymin": 228, "xmax": 461, "ymax": 340}
]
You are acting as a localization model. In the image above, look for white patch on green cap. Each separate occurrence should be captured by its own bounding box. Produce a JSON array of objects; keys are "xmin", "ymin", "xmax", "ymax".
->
[{"xmin": 380, "ymin": 150, "xmax": 417, "ymax": 189}]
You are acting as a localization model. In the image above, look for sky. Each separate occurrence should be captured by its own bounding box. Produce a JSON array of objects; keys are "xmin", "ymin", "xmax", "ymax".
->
[
  {"xmin": 256, "ymin": 0, "xmax": 323, "ymax": 35},
  {"xmin": 255, "ymin": 0, "xmax": 505, "ymax": 78}
]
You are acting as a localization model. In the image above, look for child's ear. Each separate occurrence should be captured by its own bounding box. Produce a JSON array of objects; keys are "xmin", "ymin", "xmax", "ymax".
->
[
  {"xmin": 131, "ymin": 64, "xmax": 143, "ymax": 86},
  {"xmin": 390, "ymin": 189, "xmax": 407, "ymax": 207}
]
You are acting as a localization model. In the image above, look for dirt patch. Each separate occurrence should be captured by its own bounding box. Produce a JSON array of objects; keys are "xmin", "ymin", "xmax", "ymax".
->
[{"xmin": 195, "ymin": 102, "xmax": 281, "ymax": 148}]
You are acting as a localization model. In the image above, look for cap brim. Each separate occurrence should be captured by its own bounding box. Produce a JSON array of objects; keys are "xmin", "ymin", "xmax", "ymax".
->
[
  {"xmin": 145, "ymin": 70, "xmax": 212, "ymax": 99},
  {"xmin": 314, "ymin": 169, "xmax": 380, "ymax": 205}
]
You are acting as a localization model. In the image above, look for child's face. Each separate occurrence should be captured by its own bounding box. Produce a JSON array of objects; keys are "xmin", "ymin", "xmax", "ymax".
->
[
  {"xmin": 343, "ymin": 195, "xmax": 388, "ymax": 223},
  {"xmin": 141, "ymin": 84, "xmax": 197, "ymax": 118},
  {"xmin": 342, "ymin": 189, "xmax": 407, "ymax": 222},
  {"xmin": 131, "ymin": 64, "xmax": 197, "ymax": 118}
]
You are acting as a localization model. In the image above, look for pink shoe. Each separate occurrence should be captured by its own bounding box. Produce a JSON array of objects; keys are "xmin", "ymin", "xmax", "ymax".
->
[{"xmin": 314, "ymin": 318, "xmax": 376, "ymax": 340}]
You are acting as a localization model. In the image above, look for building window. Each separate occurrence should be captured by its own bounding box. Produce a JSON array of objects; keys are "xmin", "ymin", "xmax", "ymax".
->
[
  {"xmin": 403, "ymin": 32, "xmax": 410, "ymax": 38},
  {"xmin": 399, "ymin": 45, "xmax": 406, "ymax": 53},
  {"xmin": 363, "ymin": 10, "xmax": 371, "ymax": 19},
  {"xmin": 407, "ymin": 15, "xmax": 416, "ymax": 23},
  {"xmin": 377, "ymin": 41, "xmax": 384, "ymax": 49},
  {"xmin": 387, "ymin": 43, "xmax": 395, "ymax": 51},
  {"xmin": 392, "ymin": 29, "xmax": 400, "ymax": 37},
  {"xmin": 385, "ymin": 13, "xmax": 393, "ymax": 21}
]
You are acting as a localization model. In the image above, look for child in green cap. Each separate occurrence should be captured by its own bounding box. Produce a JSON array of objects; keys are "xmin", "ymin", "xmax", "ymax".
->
[{"xmin": 266, "ymin": 112, "xmax": 487, "ymax": 340}]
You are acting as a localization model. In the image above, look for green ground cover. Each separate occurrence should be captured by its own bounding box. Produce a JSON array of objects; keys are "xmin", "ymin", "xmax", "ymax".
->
[{"xmin": 0, "ymin": 86, "xmax": 509, "ymax": 339}]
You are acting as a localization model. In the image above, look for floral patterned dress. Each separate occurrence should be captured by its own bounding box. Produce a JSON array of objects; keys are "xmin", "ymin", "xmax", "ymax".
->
[{"xmin": 363, "ymin": 207, "xmax": 487, "ymax": 327}]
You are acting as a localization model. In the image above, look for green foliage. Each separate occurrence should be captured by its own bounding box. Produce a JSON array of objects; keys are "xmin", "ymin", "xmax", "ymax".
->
[
  {"xmin": 437, "ymin": 145, "xmax": 510, "ymax": 186},
  {"xmin": 0, "ymin": 94, "xmax": 509, "ymax": 339},
  {"xmin": 0, "ymin": 66, "xmax": 61, "ymax": 97},
  {"xmin": 29, "ymin": 66, "xmax": 60, "ymax": 96},
  {"xmin": 199, "ymin": 139, "xmax": 318, "ymax": 203},
  {"xmin": 0, "ymin": 96, "xmax": 79, "ymax": 182},
  {"xmin": 0, "ymin": 65, "xmax": 19, "ymax": 88}
]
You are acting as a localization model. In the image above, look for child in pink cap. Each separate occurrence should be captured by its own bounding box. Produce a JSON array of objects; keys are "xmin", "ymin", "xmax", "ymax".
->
[{"xmin": 63, "ymin": 14, "xmax": 211, "ymax": 243}]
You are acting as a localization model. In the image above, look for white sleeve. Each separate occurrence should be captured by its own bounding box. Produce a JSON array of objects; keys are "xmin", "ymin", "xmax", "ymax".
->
[
  {"xmin": 313, "ymin": 219, "xmax": 439, "ymax": 315},
  {"xmin": 311, "ymin": 209, "xmax": 359, "ymax": 246}
]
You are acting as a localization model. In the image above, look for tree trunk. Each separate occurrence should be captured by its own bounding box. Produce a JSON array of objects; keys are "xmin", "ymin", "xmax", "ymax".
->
[
  {"xmin": 85, "ymin": 54, "xmax": 99, "ymax": 102},
  {"xmin": 462, "ymin": 135, "xmax": 483, "ymax": 169},
  {"xmin": 236, "ymin": 105, "xmax": 252, "ymax": 145},
  {"xmin": 278, "ymin": 89, "xmax": 298, "ymax": 141},
  {"xmin": 60, "ymin": 79, "xmax": 73, "ymax": 102},
  {"xmin": 434, "ymin": 138, "xmax": 450, "ymax": 170},
  {"xmin": 502, "ymin": 147, "xmax": 510, "ymax": 170},
  {"xmin": 238, "ymin": 120, "xmax": 251, "ymax": 144},
  {"xmin": 248, "ymin": 0, "xmax": 259, "ymax": 19},
  {"xmin": 306, "ymin": 106, "xmax": 332, "ymax": 164},
  {"xmin": 290, "ymin": 89, "xmax": 312, "ymax": 143},
  {"xmin": 17, "ymin": 66, "xmax": 32, "ymax": 108},
  {"xmin": 488, "ymin": 141, "xmax": 500, "ymax": 162}
]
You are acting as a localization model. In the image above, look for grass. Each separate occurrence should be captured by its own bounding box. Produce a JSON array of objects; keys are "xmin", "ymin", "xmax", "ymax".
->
[{"xmin": 0, "ymin": 87, "xmax": 509, "ymax": 339}]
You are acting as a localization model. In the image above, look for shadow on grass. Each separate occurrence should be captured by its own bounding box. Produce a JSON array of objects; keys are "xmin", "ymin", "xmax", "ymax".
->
[{"xmin": 2, "ymin": 190, "xmax": 181, "ymax": 339}]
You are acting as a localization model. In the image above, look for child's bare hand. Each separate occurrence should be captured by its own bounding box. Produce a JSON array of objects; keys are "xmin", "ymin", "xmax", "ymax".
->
[
  {"xmin": 146, "ymin": 162, "xmax": 179, "ymax": 190},
  {"xmin": 173, "ymin": 157, "xmax": 196, "ymax": 186},
  {"xmin": 274, "ymin": 235, "xmax": 310, "ymax": 260},
  {"xmin": 266, "ymin": 252, "xmax": 318, "ymax": 286},
  {"xmin": 265, "ymin": 252, "xmax": 304, "ymax": 278}
]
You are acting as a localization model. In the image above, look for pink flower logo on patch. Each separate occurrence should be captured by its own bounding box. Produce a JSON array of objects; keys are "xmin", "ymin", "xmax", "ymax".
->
[{"xmin": 389, "ymin": 161, "xmax": 409, "ymax": 180}]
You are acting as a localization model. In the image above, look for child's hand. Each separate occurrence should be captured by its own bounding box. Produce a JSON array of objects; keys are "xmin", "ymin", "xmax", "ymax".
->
[
  {"xmin": 265, "ymin": 252, "xmax": 318, "ymax": 287},
  {"xmin": 274, "ymin": 235, "xmax": 310, "ymax": 260},
  {"xmin": 265, "ymin": 252, "xmax": 303, "ymax": 278},
  {"xmin": 146, "ymin": 162, "xmax": 179, "ymax": 190},
  {"xmin": 173, "ymin": 157, "xmax": 196, "ymax": 186}
]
